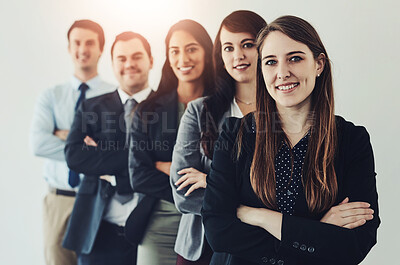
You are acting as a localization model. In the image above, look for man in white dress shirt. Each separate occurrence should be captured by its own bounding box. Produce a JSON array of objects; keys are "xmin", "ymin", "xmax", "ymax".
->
[{"xmin": 30, "ymin": 20, "xmax": 114, "ymax": 265}]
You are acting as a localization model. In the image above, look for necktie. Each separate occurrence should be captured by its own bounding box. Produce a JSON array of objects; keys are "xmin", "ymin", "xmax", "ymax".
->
[
  {"xmin": 68, "ymin": 83, "xmax": 90, "ymax": 188},
  {"xmin": 75, "ymin": 83, "xmax": 89, "ymax": 110},
  {"xmin": 113, "ymin": 98, "xmax": 138, "ymax": 204},
  {"xmin": 124, "ymin": 98, "xmax": 138, "ymax": 145}
]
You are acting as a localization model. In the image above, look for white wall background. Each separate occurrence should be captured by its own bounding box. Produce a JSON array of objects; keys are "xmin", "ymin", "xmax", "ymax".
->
[{"xmin": 0, "ymin": 0, "xmax": 399, "ymax": 264}]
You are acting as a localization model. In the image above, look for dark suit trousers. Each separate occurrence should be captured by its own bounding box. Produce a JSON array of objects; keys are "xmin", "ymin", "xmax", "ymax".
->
[{"xmin": 78, "ymin": 221, "xmax": 137, "ymax": 265}]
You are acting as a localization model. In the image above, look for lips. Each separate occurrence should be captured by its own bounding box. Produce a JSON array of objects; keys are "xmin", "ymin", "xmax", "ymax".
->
[
  {"xmin": 178, "ymin": 66, "xmax": 194, "ymax": 73},
  {"xmin": 276, "ymin": 82, "xmax": 299, "ymax": 92},
  {"xmin": 234, "ymin": 63, "xmax": 250, "ymax": 70}
]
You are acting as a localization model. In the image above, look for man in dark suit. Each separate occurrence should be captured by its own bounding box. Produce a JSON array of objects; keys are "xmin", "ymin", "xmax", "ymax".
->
[{"xmin": 62, "ymin": 31, "xmax": 154, "ymax": 265}]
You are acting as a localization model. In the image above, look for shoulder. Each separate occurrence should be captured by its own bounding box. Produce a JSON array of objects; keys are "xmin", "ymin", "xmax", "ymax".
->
[
  {"xmin": 98, "ymin": 80, "xmax": 115, "ymax": 90},
  {"xmin": 84, "ymin": 90, "xmax": 116, "ymax": 106},
  {"xmin": 336, "ymin": 115, "xmax": 371, "ymax": 147},
  {"xmin": 137, "ymin": 90, "xmax": 176, "ymax": 113},
  {"xmin": 35, "ymin": 82, "xmax": 69, "ymax": 105},
  {"xmin": 186, "ymin": 97, "xmax": 206, "ymax": 115}
]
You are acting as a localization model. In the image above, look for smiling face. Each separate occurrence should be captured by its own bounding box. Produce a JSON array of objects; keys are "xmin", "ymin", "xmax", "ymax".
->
[
  {"xmin": 220, "ymin": 27, "xmax": 258, "ymax": 84},
  {"xmin": 112, "ymin": 38, "xmax": 153, "ymax": 95},
  {"xmin": 68, "ymin": 27, "xmax": 102, "ymax": 72},
  {"xmin": 261, "ymin": 31, "xmax": 325, "ymax": 110},
  {"xmin": 168, "ymin": 30, "xmax": 206, "ymax": 83}
]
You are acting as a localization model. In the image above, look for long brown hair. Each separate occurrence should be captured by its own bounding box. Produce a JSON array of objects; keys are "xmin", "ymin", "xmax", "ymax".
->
[
  {"xmin": 239, "ymin": 15, "xmax": 337, "ymax": 214},
  {"xmin": 200, "ymin": 10, "xmax": 266, "ymax": 159}
]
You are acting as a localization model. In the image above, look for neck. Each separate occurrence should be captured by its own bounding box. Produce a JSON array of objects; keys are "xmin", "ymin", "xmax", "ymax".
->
[
  {"xmin": 74, "ymin": 68, "xmax": 98, "ymax": 83},
  {"xmin": 235, "ymin": 79, "xmax": 256, "ymax": 104},
  {"xmin": 177, "ymin": 79, "xmax": 204, "ymax": 105},
  {"xmin": 277, "ymin": 100, "xmax": 312, "ymax": 145}
]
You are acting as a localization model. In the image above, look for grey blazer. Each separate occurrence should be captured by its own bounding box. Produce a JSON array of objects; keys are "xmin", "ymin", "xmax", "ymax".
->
[{"xmin": 170, "ymin": 97, "xmax": 241, "ymax": 261}]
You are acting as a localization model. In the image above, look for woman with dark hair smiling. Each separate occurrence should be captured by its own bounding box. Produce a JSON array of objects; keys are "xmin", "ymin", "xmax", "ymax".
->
[
  {"xmin": 169, "ymin": 10, "xmax": 266, "ymax": 265},
  {"xmin": 202, "ymin": 15, "xmax": 380, "ymax": 265},
  {"xmin": 127, "ymin": 19, "xmax": 214, "ymax": 265}
]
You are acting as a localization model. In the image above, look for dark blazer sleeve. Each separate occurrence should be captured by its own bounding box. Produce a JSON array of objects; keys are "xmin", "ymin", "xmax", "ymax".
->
[
  {"xmin": 202, "ymin": 118, "xmax": 280, "ymax": 264},
  {"xmin": 65, "ymin": 101, "xmax": 129, "ymax": 176},
  {"xmin": 129, "ymin": 106, "xmax": 173, "ymax": 202},
  {"xmin": 280, "ymin": 125, "xmax": 380, "ymax": 264}
]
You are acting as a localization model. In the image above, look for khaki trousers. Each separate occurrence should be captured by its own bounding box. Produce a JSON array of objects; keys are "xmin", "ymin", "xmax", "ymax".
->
[
  {"xmin": 137, "ymin": 199, "xmax": 181, "ymax": 265},
  {"xmin": 43, "ymin": 192, "xmax": 77, "ymax": 265}
]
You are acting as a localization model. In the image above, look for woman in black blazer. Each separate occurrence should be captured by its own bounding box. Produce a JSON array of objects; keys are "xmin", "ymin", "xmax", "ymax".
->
[
  {"xmin": 128, "ymin": 19, "xmax": 214, "ymax": 265},
  {"xmin": 202, "ymin": 15, "xmax": 380, "ymax": 265}
]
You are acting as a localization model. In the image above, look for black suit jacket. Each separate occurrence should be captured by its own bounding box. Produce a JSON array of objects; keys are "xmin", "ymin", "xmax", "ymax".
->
[
  {"xmin": 62, "ymin": 89, "xmax": 138, "ymax": 254},
  {"xmin": 202, "ymin": 115, "xmax": 380, "ymax": 265},
  {"xmin": 125, "ymin": 90, "xmax": 181, "ymax": 243}
]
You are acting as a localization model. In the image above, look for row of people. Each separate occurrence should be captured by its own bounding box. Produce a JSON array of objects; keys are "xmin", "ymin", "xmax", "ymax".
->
[{"xmin": 30, "ymin": 10, "xmax": 379, "ymax": 265}]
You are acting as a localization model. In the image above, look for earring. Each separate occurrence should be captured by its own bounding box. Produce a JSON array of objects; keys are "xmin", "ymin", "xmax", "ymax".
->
[{"xmin": 317, "ymin": 74, "xmax": 320, "ymax": 77}]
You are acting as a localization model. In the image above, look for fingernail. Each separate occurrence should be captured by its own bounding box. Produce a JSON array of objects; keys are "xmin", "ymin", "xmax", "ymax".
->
[{"xmin": 177, "ymin": 186, "xmax": 181, "ymax": 190}]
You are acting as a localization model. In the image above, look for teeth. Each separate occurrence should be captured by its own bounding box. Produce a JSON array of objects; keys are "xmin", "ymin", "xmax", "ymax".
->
[
  {"xmin": 277, "ymin": 83, "xmax": 298, "ymax": 91},
  {"xmin": 235, "ymin": 65, "xmax": 248, "ymax": 70},
  {"xmin": 179, "ymin": 66, "xmax": 193, "ymax": 71}
]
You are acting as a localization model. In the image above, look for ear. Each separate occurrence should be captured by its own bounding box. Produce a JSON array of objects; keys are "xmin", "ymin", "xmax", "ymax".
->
[
  {"xmin": 316, "ymin": 53, "xmax": 326, "ymax": 76},
  {"xmin": 149, "ymin": 56, "xmax": 154, "ymax": 69}
]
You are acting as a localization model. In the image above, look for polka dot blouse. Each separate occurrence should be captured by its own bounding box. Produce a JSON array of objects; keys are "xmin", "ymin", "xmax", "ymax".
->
[{"xmin": 275, "ymin": 132, "xmax": 309, "ymax": 215}]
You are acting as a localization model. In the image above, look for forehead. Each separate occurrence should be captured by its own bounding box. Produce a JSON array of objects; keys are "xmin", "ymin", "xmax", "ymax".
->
[
  {"xmin": 220, "ymin": 27, "xmax": 254, "ymax": 44},
  {"xmin": 169, "ymin": 30, "xmax": 198, "ymax": 47},
  {"xmin": 261, "ymin": 31, "xmax": 311, "ymax": 56},
  {"xmin": 113, "ymin": 38, "xmax": 147, "ymax": 56},
  {"xmin": 69, "ymin": 27, "xmax": 98, "ymax": 41}
]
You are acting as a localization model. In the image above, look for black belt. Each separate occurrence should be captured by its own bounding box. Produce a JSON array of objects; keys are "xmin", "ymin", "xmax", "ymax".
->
[{"xmin": 49, "ymin": 187, "xmax": 76, "ymax": 197}]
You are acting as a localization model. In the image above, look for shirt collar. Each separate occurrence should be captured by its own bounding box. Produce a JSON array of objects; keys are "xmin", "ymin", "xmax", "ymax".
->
[
  {"xmin": 70, "ymin": 75, "xmax": 101, "ymax": 91},
  {"xmin": 117, "ymin": 87, "xmax": 153, "ymax": 104},
  {"xmin": 231, "ymin": 98, "xmax": 244, "ymax": 118}
]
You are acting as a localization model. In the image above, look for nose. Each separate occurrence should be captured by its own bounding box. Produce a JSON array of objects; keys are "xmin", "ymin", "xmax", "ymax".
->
[
  {"xmin": 125, "ymin": 57, "xmax": 136, "ymax": 69},
  {"xmin": 233, "ymin": 48, "xmax": 245, "ymax": 62},
  {"xmin": 79, "ymin": 44, "xmax": 89, "ymax": 54},
  {"xmin": 277, "ymin": 62, "xmax": 290, "ymax": 80},
  {"xmin": 178, "ymin": 51, "xmax": 190, "ymax": 65}
]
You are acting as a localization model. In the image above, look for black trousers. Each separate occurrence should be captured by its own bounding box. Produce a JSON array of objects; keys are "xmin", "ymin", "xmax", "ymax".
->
[{"xmin": 78, "ymin": 221, "xmax": 137, "ymax": 265}]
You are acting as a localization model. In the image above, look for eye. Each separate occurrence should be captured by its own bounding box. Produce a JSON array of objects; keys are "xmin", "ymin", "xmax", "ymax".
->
[
  {"xmin": 243, "ymin": 42, "xmax": 254, "ymax": 49},
  {"xmin": 223, "ymin": 46, "xmax": 233, "ymax": 52},
  {"xmin": 133, "ymin": 55, "xmax": 143, "ymax": 60},
  {"xmin": 187, "ymin": 47, "xmax": 198, "ymax": 53},
  {"xmin": 265, "ymin": 60, "xmax": 277, "ymax": 66},
  {"xmin": 86, "ymin": 40, "xmax": 95, "ymax": 46},
  {"xmin": 289, "ymin": 56, "xmax": 302, "ymax": 62},
  {"xmin": 170, "ymin": 49, "xmax": 179, "ymax": 56}
]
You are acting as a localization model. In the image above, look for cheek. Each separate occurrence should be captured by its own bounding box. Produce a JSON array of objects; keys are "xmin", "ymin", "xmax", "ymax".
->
[
  {"xmin": 247, "ymin": 50, "xmax": 258, "ymax": 64},
  {"xmin": 221, "ymin": 53, "xmax": 231, "ymax": 67}
]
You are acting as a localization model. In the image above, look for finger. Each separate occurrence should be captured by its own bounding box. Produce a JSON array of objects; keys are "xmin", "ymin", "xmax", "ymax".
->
[
  {"xmin": 177, "ymin": 178, "xmax": 197, "ymax": 190},
  {"xmin": 341, "ymin": 208, "xmax": 374, "ymax": 218},
  {"xmin": 338, "ymin": 201, "xmax": 370, "ymax": 211},
  {"xmin": 185, "ymin": 183, "xmax": 200, "ymax": 196},
  {"xmin": 343, "ymin": 214, "xmax": 374, "ymax": 227},
  {"xmin": 175, "ymin": 174, "xmax": 189, "ymax": 186},
  {"xmin": 343, "ymin": 219, "xmax": 367, "ymax": 229},
  {"xmin": 339, "ymin": 197, "xmax": 349, "ymax": 205},
  {"xmin": 177, "ymin": 167, "xmax": 195, "ymax": 175}
]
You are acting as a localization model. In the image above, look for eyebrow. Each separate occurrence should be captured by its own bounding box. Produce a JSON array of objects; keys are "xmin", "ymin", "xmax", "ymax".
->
[
  {"xmin": 116, "ymin": 51, "xmax": 144, "ymax": 58},
  {"xmin": 169, "ymin": 42, "xmax": 199, "ymax": 49},
  {"xmin": 222, "ymin": 38, "xmax": 255, "ymax": 46},
  {"xmin": 262, "ymin": 50, "xmax": 305, "ymax": 61}
]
